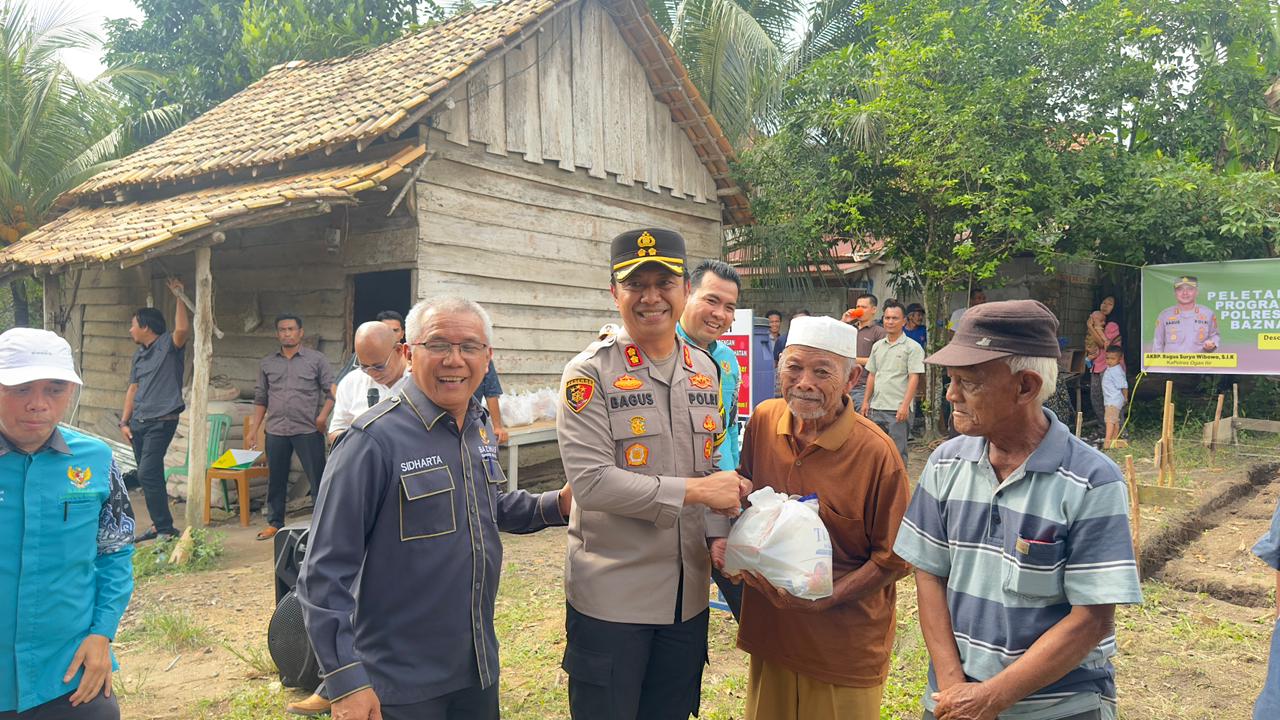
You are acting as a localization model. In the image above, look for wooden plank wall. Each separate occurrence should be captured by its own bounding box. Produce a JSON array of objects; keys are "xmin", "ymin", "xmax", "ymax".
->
[
  {"xmin": 415, "ymin": 135, "xmax": 721, "ymax": 392},
  {"xmin": 433, "ymin": 0, "xmax": 719, "ymax": 204}
]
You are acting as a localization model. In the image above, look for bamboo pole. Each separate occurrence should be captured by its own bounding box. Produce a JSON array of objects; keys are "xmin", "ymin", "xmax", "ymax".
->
[
  {"xmin": 1232, "ymin": 383, "xmax": 1240, "ymax": 445},
  {"xmin": 1159, "ymin": 381, "xmax": 1173, "ymax": 486},
  {"xmin": 1209, "ymin": 394, "xmax": 1225, "ymax": 469},
  {"xmin": 1125, "ymin": 454, "xmax": 1140, "ymax": 573},
  {"xmin": 1165, "ymin": 401, "xmax": 1177, "ymax": 486},
  {"xmin": 1075, "ymin": 411, "xmax": 1083, "ymax": 438}
]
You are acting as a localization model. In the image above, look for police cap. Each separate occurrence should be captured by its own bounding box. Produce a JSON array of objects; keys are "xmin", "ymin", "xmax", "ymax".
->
[
  {"xmin": 610, "ymin": 228, "xmax": 686, "ymax": 281},
  {"xmin": 1174, "ymin": 276, "xmax": 1198, "ymax": 288}
]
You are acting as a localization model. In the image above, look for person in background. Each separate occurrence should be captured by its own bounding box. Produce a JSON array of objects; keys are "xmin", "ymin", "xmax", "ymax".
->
[
  {"xmin": 249, "ymin": 314, "xmax": 336, "ymax": 541},
  {"xmin": 947, "ymin": 287, "xmax": 986, "ymax": 337},
  {"xmin": 677, "ymin": 259, "xmax": 745, "ymax": 620},
  {"xmin": 335, "ymin": 310, "xmax": 406, "ymax": 385},
  {"xmin": 298, "ymin": 298, "xmax": 570, "ymax": 720},
  {"xmin": 765, "ymin": 310, "xmax": 785, "ymax": 366},
  {"xmin": 1086, "ymin": 296, "xmax": 1116, "ymax": 428},
  {"xmin": 120, "ymin": 278, "xmax": 188, "ymax": 542},
  {"xmin": 846, "ymin": 293, "xmax": 885, "ymax": 412},
  {"xmin": 327, "ymin": 322, "xmax": 411, "ymax": 443},
  {"xmin": 1251, "ymin": 497, "xmax": 1280, "ymax": 719},
  {"xmin": 903, "ymin": 303, "xmax": 927, "ymax": 348},
  {"xmin": 730, "ymin": 315, "xmax": 910, "ymax": 720},
  {"xmin": 0, "ymin": 328, "xmax": 135, "ymax": 720},
  {"xmin": 473, "ymin": 361, "xmax": 510, "ymax": 444},
  {"xmin": 894, "ymin": 300, "xmax": 1142, "ymax": 720},
  {"xmin": 1101, "ymin": 346, "xmax": 1127, "ymax": 450},
  {"xmin": 861, "ymin": 300, "xmax": 924, "ymax": 468}
]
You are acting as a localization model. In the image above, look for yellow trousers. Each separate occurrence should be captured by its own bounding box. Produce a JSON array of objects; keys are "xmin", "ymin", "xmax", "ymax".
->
[{"xmin": 745, "ymin": 655, "xmax": 884, "ymax": 720}]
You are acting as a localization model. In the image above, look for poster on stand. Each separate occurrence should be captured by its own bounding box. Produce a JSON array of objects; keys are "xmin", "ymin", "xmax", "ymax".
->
[
  {"xmin": 722, "ymin": 309, "xmax": 754, "ymax": 419},
  {"xmin": 1140, "ymin": 259, "xmax": 1280, "ymax": 374}
]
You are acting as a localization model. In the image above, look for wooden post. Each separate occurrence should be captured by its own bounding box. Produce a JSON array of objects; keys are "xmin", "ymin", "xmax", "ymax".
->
[
  {"xmin": 41, "ymin": 275, "xmax": 57, "ymax": 330},
  {"xmin": 1158, "ymin": 382, "xmax": 1173, "ymax": 486},
  {"xmin": 185, "ymin": 248, "xmax": 214, "ymax": 528},
  {"xmin": 1125, "ymin": 454, "xmax": 1140, "ymax": 572},
  {"xmin": 1232, "ymin": 383, "xmax": 1240, "ymax": 445},
  {"xmin": 1075, "ymin": 411, "xmax": 1083, "ymax": 438},
  {"xmin": 1209, "ymin": 394, "xmax": 1224, "ymax": 469}
]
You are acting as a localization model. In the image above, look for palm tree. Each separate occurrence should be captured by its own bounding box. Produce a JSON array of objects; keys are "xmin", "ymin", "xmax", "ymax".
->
[
  {"xmin": 646, "ymin": 0, "xmax": 870, "ymax": 146},
  {"xmin": 0, "ymin": 0, "xmax": 181, "ymax": 327}
]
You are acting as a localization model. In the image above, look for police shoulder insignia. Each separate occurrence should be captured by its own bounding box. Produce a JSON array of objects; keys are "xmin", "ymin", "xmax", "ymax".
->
[
  {"xmin": 703, "ymin": 414, "xmax": 717, "ymax": 432},
  {"xmin": 629, "ymin": 416, "xmax": 647, "ymax": 435},
  {"xmin": 624, "ymin": 344, "xmax": 644, "ymax": 368},
  {"xmin": 613, "ymin": 374, "xmax": 643, "ymax": 391},
  {"xmin": 703, "ymin": 437, "xmax": 713, "ymax": 460},
  {"xmin": 682, "ymin": 345, "xmax": 693, "ymax": 369},
  {"xmin": 564, "ymin": 377, "xmax": 597, "ymax": 414},
  {"xmin": 67, "ymin": 466, "xmax": 92, "ymax": 489},
  {"xmin": 625, "ymin": 443, "xmax": 650, "ymax": 467},
  {"xmin": 689, "ymin": 373, "xmax": 713, "ymax": 389}
]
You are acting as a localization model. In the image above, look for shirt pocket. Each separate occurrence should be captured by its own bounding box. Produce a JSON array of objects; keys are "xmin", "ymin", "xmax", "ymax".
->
[
  {"xmin": 819, "ymin": 503, "xmax": 869, "ymax": 569},
  {"xmin": 610, "ymin": 409, "xmax": 662, "ymax": 470},
  {"xmin": 59, "ymin": 494, "xmax": 103, "ymax": 560},
  {"xmin": 1003, "ymin": 536, "xmax": 1067, "ymax": 599},
  {"xmin": 689, "ymin": 408, "xmax": 723, "ymax": 471},
  {"xmin": 481, "ymin": 453, "xmax": 505, "ymax": 516},
  {"xmin": 399, "ymin": 466, "xmax": 456, "ymax": 541}
]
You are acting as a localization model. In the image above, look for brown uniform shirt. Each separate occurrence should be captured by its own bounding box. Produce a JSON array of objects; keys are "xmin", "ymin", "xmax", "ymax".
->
[
  {"xmin": 556, "ymin": 327, "xmax": 727, "ymax": 625},
  {"xmin": 736, "ymin": 397, "xmax": 910, "ymax": 687}
]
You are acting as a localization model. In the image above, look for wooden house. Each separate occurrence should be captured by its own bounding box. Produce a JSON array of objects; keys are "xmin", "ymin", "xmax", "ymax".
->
[{"xmin": 0, "ymin": 0, "xmax": 750, "ymax": 512}]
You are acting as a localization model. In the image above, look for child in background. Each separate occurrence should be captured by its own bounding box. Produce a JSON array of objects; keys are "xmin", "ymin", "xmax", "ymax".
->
[
  {"xmin": 1102, "ymin": 345, "xmax": 1127, "ymax": 449},
  {"xmin": 1252, "ymin": 498, "xmax": 1280, "ymax": 719}
]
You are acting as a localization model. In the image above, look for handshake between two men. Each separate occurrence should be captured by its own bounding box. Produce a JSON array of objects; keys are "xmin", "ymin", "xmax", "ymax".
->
[{"xmin": 685, "ymin": 469, "xmax": 753, "ymax": 517}]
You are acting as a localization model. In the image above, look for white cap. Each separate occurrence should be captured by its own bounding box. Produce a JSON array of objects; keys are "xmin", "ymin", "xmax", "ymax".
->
[
  {"xmin": 0, "ymin": 328, "xmax": 83, "ymax": 387},
  {"xmin": 785, "ymin": 316, "xmax": 858, "ymax": 359}
]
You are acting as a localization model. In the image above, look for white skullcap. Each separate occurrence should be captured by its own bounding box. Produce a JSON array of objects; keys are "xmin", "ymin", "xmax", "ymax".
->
[{"xmin": 784, "ymin": 316, "xmax": 857, "ymax": 359}]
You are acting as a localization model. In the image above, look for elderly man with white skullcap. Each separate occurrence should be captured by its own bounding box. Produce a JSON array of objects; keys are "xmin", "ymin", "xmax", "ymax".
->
[
  {"xmin": 0, "ymin": 328, "xmax": 134, "ymax": 720},
  {"xmin": 721, "ymin": 315, "xmax": 911, "ymax": 720}
]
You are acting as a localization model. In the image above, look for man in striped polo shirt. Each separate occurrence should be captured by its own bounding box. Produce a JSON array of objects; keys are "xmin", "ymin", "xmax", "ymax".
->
[{"xmin": 893, "ymin": 299, "xmax": 1142, "ymax": 720}]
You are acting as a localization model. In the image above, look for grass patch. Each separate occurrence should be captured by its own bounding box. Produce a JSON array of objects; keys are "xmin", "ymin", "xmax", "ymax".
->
[
  {"xmin": 121, "ymin": 608, "xmax": 215, "ymax": 652},
  {"xmin": 132, "ymin": 528, "xmax": 225, "ymax": 580},
  {"xmin": 194, "ymin": 683, "xmax": 293, "ymax": 720},
  {"xmin": 112, "ymin": 665, "xmax": 154, "ymax": 704},
  {"xmin": 224, "ymin": 642, "xmax": 278, "ymax": 679}
]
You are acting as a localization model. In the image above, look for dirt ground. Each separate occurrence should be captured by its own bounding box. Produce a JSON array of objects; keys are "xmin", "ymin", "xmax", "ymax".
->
[{"xmin": 113, "ymin": 443, "xmax": 1280, "ymax": 719}]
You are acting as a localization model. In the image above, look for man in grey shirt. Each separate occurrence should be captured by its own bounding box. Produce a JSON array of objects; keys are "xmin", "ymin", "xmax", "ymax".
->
[
  {"xmin": 120, "ymin": 277, "xmax": 188, "ymax": 542},
  {"xmin": 249, "ymin": 314, "xmax": 335, "ymax": 540}
]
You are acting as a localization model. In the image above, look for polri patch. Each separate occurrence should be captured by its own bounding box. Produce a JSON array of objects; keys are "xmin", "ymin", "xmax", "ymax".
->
[
  {"xmin": 689, "ymin": 373, "xmax": 713, "ymax": 389},
  {"xmin": 564, "ymin": 377, "xmax": 597, "ymax": 414},
  {"xmin": 703, "ymin": 414, "xmax": 717, "ymax": 432},
  {"xmin": 629, "ymin": 416, "xmax": 647, "ymax": 435},
  {"xmin": 613, "ymin": 374, "xmax": 643, "ymax": 391},
  {"xmin": 625, "ymin": 443, "xmax": 650, "ymax": 467}
]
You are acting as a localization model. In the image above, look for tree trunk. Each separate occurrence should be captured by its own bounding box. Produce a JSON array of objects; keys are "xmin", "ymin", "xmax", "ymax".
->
[
  {"xmin": 923, "ymin": 280, "xmax": 948, "ymax": 440},
  {"xmin": 9, "ymin": 279, "xmax": 29, "ymax": 328}
]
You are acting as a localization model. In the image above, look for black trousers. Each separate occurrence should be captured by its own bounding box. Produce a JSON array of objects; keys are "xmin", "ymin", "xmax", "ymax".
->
[
  {"xmin": 563, "ymin": 603, "xmax": 708, "ymax": 720},
  {"xmin": 381, "ymin": 684, "xmax": 499, "ymax": 720},
  {"xmin": 265, "ymin": 431, "xmax": 326, "ymax": 527},
  {"xmin": 710, "ymin": 567, "xmax": 743, "ymax": 621},
  {"xmin": 0, "ymin": 691, "xmax": 119, "ymax": 720},
  {"xmin": 128, "ymin": 417, "xmax": 179, "ymax": 533}
]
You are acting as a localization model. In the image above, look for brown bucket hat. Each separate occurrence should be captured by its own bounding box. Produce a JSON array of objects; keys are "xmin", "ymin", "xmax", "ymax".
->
[{"xmin": 926, "ymin": 299, "xmax": 1062, "ymax": 367}]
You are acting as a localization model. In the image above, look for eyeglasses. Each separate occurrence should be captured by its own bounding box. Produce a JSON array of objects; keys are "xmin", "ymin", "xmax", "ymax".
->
[
  {"xmin": 412, "ymin": 340, "xmax": 489, "ymax": 358},
  {"xmin": 359, "ymin": 348, "xmax": 397, "ymax": 373}
]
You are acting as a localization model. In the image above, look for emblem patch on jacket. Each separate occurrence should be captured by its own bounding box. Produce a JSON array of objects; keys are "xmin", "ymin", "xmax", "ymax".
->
[
  {"xmin": 67, "ymin": 466, "xmax": 92, "ymax": 489},
  {"xmin": 689, "ymin": 373, "xmax": 713, "ymax": 389},
  {"xmin": 613, "ymin": 374, "xmax": 643, "ymax": 391},
  {"xmin": 624, "ymin": 345, "xmax": 643, "ymax": 368},
  {"xmin": 479, "ymin": 427, "xmax": 489, "ymax": 444},
  {"xmin": 703, "ymin": 414, "xmax": 717, "ymax": 432},
  {"xmin": 703, "ymin": 438, "xmax": 713, "ymax": 460},
  {"xmin": 682, "ymin": 345, "xmax": 693, "ymax": 369},
  {"xmin": 629, "ymin": 416, "xmax": 647, "ymax": 435},
  {"xmin": 564, "ymin": 377, "xmax": 597, "ymax": 414},
  {"xmin": 625, "ymin": 443, "xmax": 649, "ymax": 467}
]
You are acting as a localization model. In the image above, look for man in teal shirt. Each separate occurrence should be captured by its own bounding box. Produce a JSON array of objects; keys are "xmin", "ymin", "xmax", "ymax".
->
[
  {"xmin": 677, "ymin": 259, "xmax": 745, "ymax": 619},
  {"xmin": 0, "ymin": 328, "xmax": 134, "ymax": 719}
]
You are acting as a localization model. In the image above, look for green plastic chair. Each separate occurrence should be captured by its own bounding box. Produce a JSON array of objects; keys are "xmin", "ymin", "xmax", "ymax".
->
[{"xmin": 163, "ymin": 413, "xmax": 232, "ymax": 483}]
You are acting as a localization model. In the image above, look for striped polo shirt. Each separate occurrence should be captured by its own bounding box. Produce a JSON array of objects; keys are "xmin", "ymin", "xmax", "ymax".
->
[{"xmin": 894, "ymin": 409, "xmax": 1142, "ymax": 720}]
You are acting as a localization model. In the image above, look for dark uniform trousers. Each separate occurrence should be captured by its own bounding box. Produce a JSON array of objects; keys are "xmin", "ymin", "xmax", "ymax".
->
[
  {"xmin": 381, "ymin": 682, "xmax": 498, "ymax": 720},
  {"xmin": 564, "ymin": 604, "xmax": 709, "ymax": 720},
  {"xmin": 0, "ymin": 692, "xmax": 119, "ymax": 720},
  {"xmin": 128, "ymin": 417, "xmax": 179, "ymax": 533},
  {"xmin": 264, "ymin": 431, "xmax": 326, "ymax": 527}
]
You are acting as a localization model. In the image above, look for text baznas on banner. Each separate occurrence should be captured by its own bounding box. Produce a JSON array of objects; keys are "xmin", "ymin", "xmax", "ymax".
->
[{"xmin": 1141, "ymin": 259, "xmax": 1280, "ymax": 374}]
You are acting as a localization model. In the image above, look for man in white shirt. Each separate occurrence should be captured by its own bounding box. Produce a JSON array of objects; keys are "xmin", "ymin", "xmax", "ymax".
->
[{"xmin": 327, "ymin": 321, "xmax": 411, "ymax": 443}]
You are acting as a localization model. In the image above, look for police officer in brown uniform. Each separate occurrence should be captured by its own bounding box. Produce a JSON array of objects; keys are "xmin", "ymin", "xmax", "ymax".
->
[{"xmin": 556, "ymin": 228, "xmax": 751, "ymax": 720}]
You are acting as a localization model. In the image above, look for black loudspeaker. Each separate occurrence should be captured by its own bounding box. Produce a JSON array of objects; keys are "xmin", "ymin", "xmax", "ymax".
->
[
  {"xmin": 268, "ymin": 589, "xmax": 322, "ymax": 691},
  {"xmin": 267, "ymin": 522, "xmax": 321, "ymax": 691},
  {"xmin": 273, "ymin": 523, "xmax": 311, "ymax": 603}
]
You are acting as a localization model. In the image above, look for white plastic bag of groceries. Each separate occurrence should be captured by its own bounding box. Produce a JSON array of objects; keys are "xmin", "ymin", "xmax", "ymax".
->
[{"xmin": 722, "ymin": 487, "xmax": 833, "ymax": 600}]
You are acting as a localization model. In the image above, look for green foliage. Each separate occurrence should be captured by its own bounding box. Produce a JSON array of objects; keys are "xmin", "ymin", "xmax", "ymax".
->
[
  {"xmin": 132, "ymin": 528, "xmax": 225, "ymax": 579},
  {"xmin": 103, "ymin": 0, "xmax": 443, "ymax": 118},
  {"xmin": 222, "ymin": 642, "xmax": 278, "ymax": 678},
  {"xmin": 123, "ymin": 608, "xmax": 216, "ymax": 652}
]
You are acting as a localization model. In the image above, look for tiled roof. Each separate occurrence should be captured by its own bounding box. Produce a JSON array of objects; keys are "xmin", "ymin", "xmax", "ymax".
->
[
  {"xmin": 0, "ymin": 145, "xmax": 425, "ymax": 273},
  {"xmin": 67, "ymin": 0, "xmax": 749, "ymax": 225}
]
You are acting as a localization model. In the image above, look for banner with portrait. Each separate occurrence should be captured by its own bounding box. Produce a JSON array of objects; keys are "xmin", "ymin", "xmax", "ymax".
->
[{"xmin": 1141, "ymin": 259, "xmax": 1280, "ymax": 374}]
